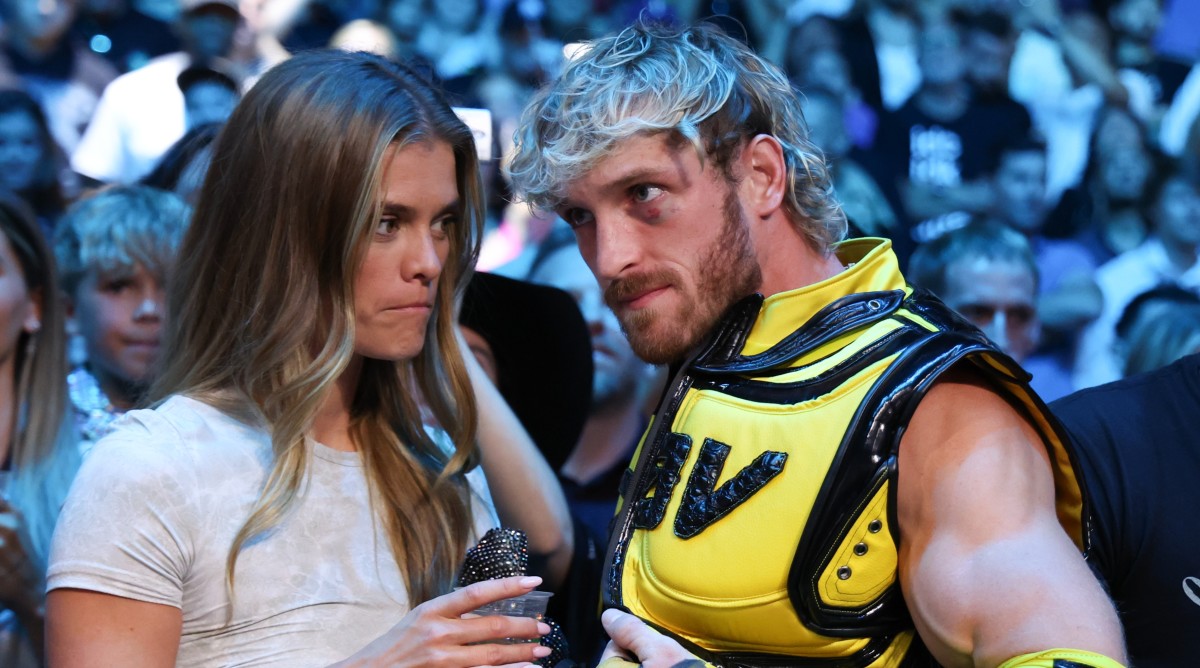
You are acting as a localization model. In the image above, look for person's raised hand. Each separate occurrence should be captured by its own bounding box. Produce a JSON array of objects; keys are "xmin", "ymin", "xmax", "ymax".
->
[{"xmin": 335, "ymin": 576, "xmax": 552, "ymax": 668}]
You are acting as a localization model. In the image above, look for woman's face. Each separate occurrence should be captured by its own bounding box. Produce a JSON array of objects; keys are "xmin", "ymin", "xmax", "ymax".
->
[
  {"xmin": 352, "ymin": 140, "xmax": 457, "ymax": 362},
  {"xmin": 1154, "ymin": 176, "xmax": 1200, "ymax": 247},
  {"xmin": 0, "ymin": 111, "xmax": 45, "ymax": 193},
  {"xmin": 0, "ymin": 231, "xmax": 39, "ymax": 371}
]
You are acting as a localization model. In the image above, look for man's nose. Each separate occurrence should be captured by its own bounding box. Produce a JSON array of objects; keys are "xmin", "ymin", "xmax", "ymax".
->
[{"xmin": 589, "ymin": 214, "xmax": 642, "ymax": 282}]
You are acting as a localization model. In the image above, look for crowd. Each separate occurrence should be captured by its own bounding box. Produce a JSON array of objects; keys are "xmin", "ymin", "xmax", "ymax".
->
[{"xmin": 0, "ymin": 0, "xmax": 1196, "ymax": 666}]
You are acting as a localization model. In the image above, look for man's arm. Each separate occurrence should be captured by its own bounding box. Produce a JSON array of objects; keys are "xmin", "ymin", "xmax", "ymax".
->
[{"xmin": 896, "ymin": 367, "xmax": 1125, "ymax": 667}]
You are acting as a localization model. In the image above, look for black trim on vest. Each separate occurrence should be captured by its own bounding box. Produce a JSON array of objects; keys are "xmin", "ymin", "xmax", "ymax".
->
[
  {"xmin": 694, "ymin": 291, "xmax": 905, "ymax": 373},
  {"xmin": 690, "ymin": 327, "xmax": 925, "ymax": 405}
]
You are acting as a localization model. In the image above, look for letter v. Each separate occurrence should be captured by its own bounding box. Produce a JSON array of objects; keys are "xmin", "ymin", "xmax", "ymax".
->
[{"xmin": 674, "ymin": 438, "xmax": 787, "ymax": 539}]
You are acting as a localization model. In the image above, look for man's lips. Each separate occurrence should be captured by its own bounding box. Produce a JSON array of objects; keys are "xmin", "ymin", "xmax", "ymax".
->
[{"xmin": 616, "ymin": 285, "xmax": 668, "ymax": 310}]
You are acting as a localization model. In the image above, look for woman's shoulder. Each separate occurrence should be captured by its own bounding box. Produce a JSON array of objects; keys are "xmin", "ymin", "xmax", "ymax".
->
[{"xmin": 86, "ymin": 395, "xmax": 270, "ymax": 475}]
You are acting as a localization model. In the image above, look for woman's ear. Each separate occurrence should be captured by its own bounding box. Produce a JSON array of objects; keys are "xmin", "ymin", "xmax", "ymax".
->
[
  {"xmin": 23, "ymin": 287, "xmax": 43, "ymax": 334},
  {"xmin": 739, "ymin": 134, "xmax": 788, "ymax": 219}
]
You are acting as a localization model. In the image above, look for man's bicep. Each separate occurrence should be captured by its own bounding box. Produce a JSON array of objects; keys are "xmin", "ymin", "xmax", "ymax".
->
[
  {"xmin": 47, "ymin": 589, "xmax": 182, "ymax": 667},
  {"xmin": 895, "ymin": 372, "xmax": 1125, "ymax": 668}
]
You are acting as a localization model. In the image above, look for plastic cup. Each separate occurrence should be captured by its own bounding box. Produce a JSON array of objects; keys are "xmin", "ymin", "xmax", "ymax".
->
[{"xmin": 467, "ymin": 590, "xmax": 554, "ymax": 645}]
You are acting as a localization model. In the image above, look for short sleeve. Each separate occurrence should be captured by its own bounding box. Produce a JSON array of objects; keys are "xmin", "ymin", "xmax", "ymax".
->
[{"xmin": 47, "ymin": 414, "xmax": 199, "ymax": 608}]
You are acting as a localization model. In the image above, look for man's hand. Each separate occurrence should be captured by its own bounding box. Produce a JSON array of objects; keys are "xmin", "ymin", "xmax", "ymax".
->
[{"xmin": 599, "ymin": 609, "xmax": 708, "ymax": 668}]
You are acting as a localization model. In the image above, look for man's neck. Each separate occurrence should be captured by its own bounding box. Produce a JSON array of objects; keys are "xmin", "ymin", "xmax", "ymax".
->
[{"xmin": 755, "ymin": 217, "xmax": 846, "ymax": 298}]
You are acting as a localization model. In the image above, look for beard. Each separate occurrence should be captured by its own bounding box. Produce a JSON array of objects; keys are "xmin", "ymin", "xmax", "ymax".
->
[{"xmin": 604, "ymin": 187, "xmax": 763, "ymax": 365}]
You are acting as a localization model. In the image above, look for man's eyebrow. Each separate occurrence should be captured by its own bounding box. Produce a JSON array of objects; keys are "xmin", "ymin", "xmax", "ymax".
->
[
  {"xmin": 559, "ymin": 167, "xmax": 678, "ymax": 211},
  {"xmin": 379, "ymin": 199, "xmax": 461, "ymax": 218}
]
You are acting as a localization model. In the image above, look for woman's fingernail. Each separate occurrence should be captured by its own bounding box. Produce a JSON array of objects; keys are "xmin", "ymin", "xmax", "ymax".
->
[
  {"xmin": 537, "ymin": 622, "xmax": 551, "ymax": 635},
  {"xmin": 532, "ymin": 645, "xmax": 552, "ymax": 658},
  {"xmin": 519, "ymin": 576, "xmax": 542, "ymax": 588}
]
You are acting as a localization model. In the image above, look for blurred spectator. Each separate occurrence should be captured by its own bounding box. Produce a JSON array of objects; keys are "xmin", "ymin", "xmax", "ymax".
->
[
  {"xmin": 381, "ymin": 0, "xmax": 435, "ymax": 67},
  {"xmin": 476, "ymin": 1, "xmax": 564, "ymax": 135},
  {"xmin": 961, "ymin": 8, "xmax": 1023, "ymax": 111},
  {"xmin": 0, "ymin": 89, "xmax": 69, "ymax": 234},
  {"xmin": 791, "ymin": 46, "xmax": 877, "ymax": 149},
  {"xmin": 525, "ymin": 227, "xmax": 653, "ymax": 545},
  {"xmin": 53, "ymin": 185, "xmax": 191, "ymax": 449},
  {"xmin": 1100, "ymin": 0, "xmax": 1192, "ymax": 129},
  {"xmin": 866, "ymin": 10, "xmax": 1031, "ymax": 262},
  {"xmin": 70, "ymin": 0, "xmax": 241, "ymax": 184},
  {"xmin": 68, "ymin": 0, "xmax": 181, "ymax": 73},
  {"xmin": 0, "ymin": 0, "xmax": 119, "ymax": 155},
  {"xmin": 1074, "ymin": 157, "xmax": 1200, "ymax": 389},
  {"xmin": 140, "ymin": 121, "xmax": 221, "ymax": 206},
  {"xmin": 413, "ymin": 0, "xmax": 501, "ymax": 101},
  {"xmin": 1113, "ymin": 283, "xmax": 1200, "ymax": 378},
  {"xmin": 801, "ymin": 86, "xmax": 895, "ymax": 237},
  {"xmin": 0, "ymin": 195, "xmax": 80, "ymax": 668},
  {"xmin": 907, "ymin": 219, "xmax": 1041, "ymax": 365},
  {"xmin": 176, "ymin": 63, "xmax": 239, "ymax": 130},
  {"xmin": 976, "ymin": 137, "xmax": 1101, "ymax": 400},
  {"xmin": 1046, "ymin": 104, "xmax": 1155, "ymax": 261},
  {"xmin": 1009, "ymin": 1, "xmax": 1128, "ymax": 201},
  {"xmin": 458, "ymin": 269, "xmax": 610, "ymax": 664}
]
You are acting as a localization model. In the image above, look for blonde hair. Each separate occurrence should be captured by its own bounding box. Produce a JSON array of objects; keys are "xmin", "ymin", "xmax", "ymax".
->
[
  {"xmin": 150, "ymin": 50, "xmax": 484, "ymax": 605},
  {"xmin": 507, "ymin": 20, "xmax": 847, "ymax": 252},
  {"xmin": 53, "ymin": 185, "xmax": 192, "ymax": 296},
  {"xmin": 0, "ymin": 196, "xmax": 80, "ymax": 573}
]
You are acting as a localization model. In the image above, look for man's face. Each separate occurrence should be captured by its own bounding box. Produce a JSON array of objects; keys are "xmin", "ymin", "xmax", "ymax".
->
[
  {"xmin": 178, "ymin": 7, "xmax": 238, "ymax": 61},
  {"xmin": 558, "ymin": 133, "xmax": 763, "ymax": 365},
  {"xmin": 184, "ymin": 81, "xmax": 238, "ymax": 129},
  {"xmin": 942, "ymin": 256, "xmax": 1039, "ymax": 362},
  {"xmin": 992, "ymin": 150, "xmax": 1047, "ymax": 232},
  {"xmin": 529, "ymin": 244, "xmax": 646, "ymax": 410}
]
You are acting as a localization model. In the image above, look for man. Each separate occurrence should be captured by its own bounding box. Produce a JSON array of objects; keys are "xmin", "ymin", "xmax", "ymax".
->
[
  {"xmin": 507, "ymin": 21, "xmax": 1125, "ymax": 667},
  {"xmin": 1051, "ymin": 353, "xmax": 1200, "ymax": 667},
  {"xmin": 69, "ymin": 0, "xmax": 241, "ymax": 184},
  {"xmin": 907, "ymin": 220, "xmax": 1041, "ymax": 365}
]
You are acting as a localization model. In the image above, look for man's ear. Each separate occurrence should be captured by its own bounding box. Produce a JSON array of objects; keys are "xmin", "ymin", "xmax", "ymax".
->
[{"xmin": 739, "ymin": 134, "xmax": 788, "ymax": 219}]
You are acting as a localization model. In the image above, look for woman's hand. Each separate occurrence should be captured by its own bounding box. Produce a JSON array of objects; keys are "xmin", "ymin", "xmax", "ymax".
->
[
  {"xmin": 0, "ymin": 500, "xmax": 45, "ymax": 660},
  {"xmin": 335, "ymin": 576, "xmax": 553, "ymax": 668},
  {"xmin": 0, "ymin": 501, "xmax": 40, "ymax": 615}
]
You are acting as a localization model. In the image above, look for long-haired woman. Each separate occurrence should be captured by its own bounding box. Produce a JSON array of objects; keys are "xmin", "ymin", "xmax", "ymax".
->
[
  {"xmin": 0, "ymin": 195, "xmax": 80, "ymax": 666},
  {"xmin": 45, "ymin": 49, "xmax": 569, "ymax": 667}
]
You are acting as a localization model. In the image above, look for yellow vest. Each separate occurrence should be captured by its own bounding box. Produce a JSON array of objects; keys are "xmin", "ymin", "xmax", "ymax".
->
[{"xmin": 601, "ymin": 239, "xmax": 1087, "ymax": 667}]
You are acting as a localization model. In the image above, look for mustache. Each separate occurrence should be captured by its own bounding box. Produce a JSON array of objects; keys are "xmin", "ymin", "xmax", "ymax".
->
[{"xmin": 603, "ymin": 269, "xmax": 679, "ymax": 310}]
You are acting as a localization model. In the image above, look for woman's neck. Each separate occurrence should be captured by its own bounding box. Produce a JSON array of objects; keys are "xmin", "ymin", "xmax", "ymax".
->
[
  {"xmin": 312, "ymin": 356, "xmax": 362, "ymax": 452},
  {"xmin": 0, "ymin": 356, "xmax": 16, "ymax": 467}
]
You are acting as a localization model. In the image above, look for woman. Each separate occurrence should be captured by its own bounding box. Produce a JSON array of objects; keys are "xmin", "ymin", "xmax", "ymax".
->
[
  {"xmin": 46, "ymin": 49, "xmax": 569, "ymax": 666},
  {"xmin": 0, "ymin": 90, "xmax": 69, "ymax": 234},
  {"xmin": 0, "ymin": 195, "xmax": 80, "ymax": 666}
]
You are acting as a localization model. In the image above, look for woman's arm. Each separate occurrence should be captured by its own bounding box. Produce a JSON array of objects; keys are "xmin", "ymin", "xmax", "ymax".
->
[
  {"xmin": 46, "ymin": 589, "xmax": 182, "ymax": 668},
  {"xmin": 457, "ymin": 329, "xmax": 574, "ymax": 588}
]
